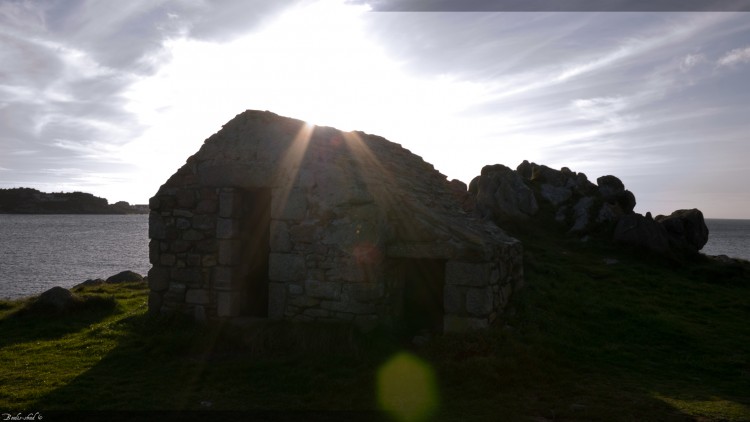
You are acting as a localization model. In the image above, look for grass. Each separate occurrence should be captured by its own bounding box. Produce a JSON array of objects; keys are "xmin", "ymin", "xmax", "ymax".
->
[{"xmin": 0, "ymin": 222, "xmax": 748, "ymax": 421}]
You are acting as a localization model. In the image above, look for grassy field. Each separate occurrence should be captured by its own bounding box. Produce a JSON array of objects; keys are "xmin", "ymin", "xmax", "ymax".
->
[{"xmin": 0, "ymin": 222, "xmax": 748, "ymax": 421}]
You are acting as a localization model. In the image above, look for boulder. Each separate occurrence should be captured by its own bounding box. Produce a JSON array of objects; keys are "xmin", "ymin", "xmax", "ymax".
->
[
  {"xmin": 106, "ymin": 270, "xmax": 144, "ymax": 284},
  {"xmin": 74, "ymin": 278, "xmax": 105, "ymax": 289},
  {"xmin": 597, "ymin": 175, "xmax": 625, "ymax": 200},
  {"xmin": 540, "ymin": 184, "xmax": 573, "ymax": 206},
  {"xmin": 572, "ymin": 172, "xmax": 597, "ymax": 196},
  {"xmin": 570, "ymin": 197, "xmax": 595, "ymax": 232},
  {"xmin": 35, "ymin": 286, "xmax": 81, "ymax": 312},
  {"xmin": 617, "ymin": 190, "xmax": 637, "ymax": 214},
  {"xmin": 530, "ymin": 164, "xmax": 567, "ymax": 187},
  {"xmin": 597, "ymin": 202, "xmax": 625, "ymax": 223},
  {"xmin": 613, "ymin": 213, "xmax": 671, "ymax": 255},
  {"xmin": 655, "ymin": 209, "xmax": 709, "ymax": 253},
  {"xmin": 516, "ymin": 160, "xmax": 534, "ymax": 180},
  {"xmin": 473, "ymin": 164, "xmax": 538, "ymax": 219},
  {"xmin": 597, "ymin": 176, "xmax": 635, "ymax": 214},
  {"xmin": 448, "ymin": 179, "xmax": 474, "ymax": 211}
]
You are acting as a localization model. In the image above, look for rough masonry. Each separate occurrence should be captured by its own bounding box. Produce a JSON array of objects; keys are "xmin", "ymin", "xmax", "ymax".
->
[{"xmin": 148, "ymin": 110, "xmax": 523, "ymax": 333}]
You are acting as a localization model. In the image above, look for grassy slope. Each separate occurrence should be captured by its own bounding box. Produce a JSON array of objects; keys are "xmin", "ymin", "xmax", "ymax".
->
[{"xmin": 0, "ymin": 223, "xmax": 748, "ymax": 421}]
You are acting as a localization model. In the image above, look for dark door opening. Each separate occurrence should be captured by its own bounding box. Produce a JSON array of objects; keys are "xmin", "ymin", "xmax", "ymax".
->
[
  {"xmin": 238, "ymin": 189, "xmax": 271, "ymax": 317},
  {"xmin": 401, "ymin": 259, "xmax": 445, "ymax": 335}
]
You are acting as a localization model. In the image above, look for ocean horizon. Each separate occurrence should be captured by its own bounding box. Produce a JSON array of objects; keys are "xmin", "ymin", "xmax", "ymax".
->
[{"xmin": 702, "ymin": 218, "xmax": 750, "ymax": 261}]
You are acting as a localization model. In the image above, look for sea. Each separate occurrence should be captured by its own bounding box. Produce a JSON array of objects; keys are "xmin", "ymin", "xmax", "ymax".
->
[
  {"xmin": 0, "ymin": 215, "xmax": 747, "ymax": 300},
  {"xmin": 701, "ymin": 218, "xmax": 750, "ymax": 262},
  {"xmin": 0, "ymin": 214, "xmax": 149, "ymax": 300}
]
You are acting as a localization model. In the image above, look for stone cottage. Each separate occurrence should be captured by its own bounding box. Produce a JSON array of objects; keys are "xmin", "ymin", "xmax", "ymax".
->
[{"xmin": 148, "ymin": 110, "xmax": 523, "ymax": 333}]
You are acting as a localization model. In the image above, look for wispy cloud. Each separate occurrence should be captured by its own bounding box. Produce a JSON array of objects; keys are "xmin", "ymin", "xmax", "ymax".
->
[
  {"xmin": 717, "ymin": 45, "xmax": 750, "ymax": 67},
  {"xmin": 679, "ymin": 53, "xmax": 707, "ymax": 72}
]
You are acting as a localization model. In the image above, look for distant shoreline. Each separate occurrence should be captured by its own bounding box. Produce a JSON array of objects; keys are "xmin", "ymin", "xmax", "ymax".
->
[{"xmin": 0, "ymin": 187, "xmax": 148, "ymax": 215}]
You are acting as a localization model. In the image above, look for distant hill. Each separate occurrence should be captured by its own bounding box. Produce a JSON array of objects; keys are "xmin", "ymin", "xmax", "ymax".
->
[{"xmin": 0, "ymin": 188, "xmax": 148, "ymax": 214}]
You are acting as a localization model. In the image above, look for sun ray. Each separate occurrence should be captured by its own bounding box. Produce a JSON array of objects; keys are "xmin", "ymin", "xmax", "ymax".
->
[{"xmin": 273, "ymin": 121, "xmax": 315, "ymax": 220}]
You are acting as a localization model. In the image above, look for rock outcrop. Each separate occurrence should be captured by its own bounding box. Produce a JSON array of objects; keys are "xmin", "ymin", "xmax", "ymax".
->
[
  {"xmin": 468, "ymin": 160, "xmax": 709, "ymax": 258},
  {"xmin": 470, "ymin": 160, "xmax": 633, "ymax": 232},
  {"xmin": 469, "ymin": 164, "xmax": 538, "ymax": 219}
]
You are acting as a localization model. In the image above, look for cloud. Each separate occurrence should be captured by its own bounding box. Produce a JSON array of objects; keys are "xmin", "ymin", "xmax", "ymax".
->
[
  {"xmin": 679, "ymin": 53, "xmax": 707, "ymax": 72},
  {"xmin": 571, "ymin": 96, "xmax": 630, "ymax": 122},
  {"xmin": 0, "ymin": 0, "xmax": 301, "ymax": 201},
  {"xmin": 717, "ymin": 45, "xmax": 750, "ymax": 67}
]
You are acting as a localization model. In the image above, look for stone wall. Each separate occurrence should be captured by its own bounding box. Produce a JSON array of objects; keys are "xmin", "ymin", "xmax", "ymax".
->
[{"xmin": 149, "ymin": 110, "xmax": 524, "ymax": 331}]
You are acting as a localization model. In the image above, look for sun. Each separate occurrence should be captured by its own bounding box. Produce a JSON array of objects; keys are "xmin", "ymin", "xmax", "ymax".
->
[
  {"xmin": 121, "ymin": 0, "xmax": 499, "ymax": 201},
  {"xmin": 238, "ymin": 0, "xmax": 397, "ymax": 132}
]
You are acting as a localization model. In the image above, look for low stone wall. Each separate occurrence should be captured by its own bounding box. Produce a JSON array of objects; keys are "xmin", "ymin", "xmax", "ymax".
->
[{"xmin": 443, "ymin": 244, "xmax": 524, "ymax": 332}]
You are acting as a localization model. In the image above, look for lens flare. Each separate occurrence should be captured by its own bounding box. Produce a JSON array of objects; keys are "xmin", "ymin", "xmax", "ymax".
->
[{"xmin": 377, "ymin": 352, "xmax": 439, "ymax": 422}]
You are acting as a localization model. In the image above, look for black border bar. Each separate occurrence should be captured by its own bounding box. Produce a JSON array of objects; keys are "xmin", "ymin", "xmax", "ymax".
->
[{"xmin": 359, "ymin": 0, "xmax": 750, "ymax": 12}]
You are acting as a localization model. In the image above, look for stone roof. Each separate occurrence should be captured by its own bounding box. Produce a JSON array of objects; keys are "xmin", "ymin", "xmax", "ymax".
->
[{"xmin": 157, "ymin": 110, "xmax": 518, "ymax": 262}]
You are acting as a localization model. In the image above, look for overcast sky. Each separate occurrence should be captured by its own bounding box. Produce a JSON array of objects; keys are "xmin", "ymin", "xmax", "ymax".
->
[{"xmin": 2, "ymin": 1, "xmax": 750, "ymax": 218}]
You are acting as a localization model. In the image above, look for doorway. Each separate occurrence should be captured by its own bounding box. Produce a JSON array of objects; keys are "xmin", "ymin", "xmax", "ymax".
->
[
  {"xmin": 238, "ymin": 188, "xmax": 271, "ymax": 317},
  {"xmin": 399, "ymin": 259, "xmax": 446, "ymax": 335}
]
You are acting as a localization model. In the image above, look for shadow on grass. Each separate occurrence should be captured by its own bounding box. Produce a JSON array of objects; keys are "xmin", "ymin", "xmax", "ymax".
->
[
  {"xmin": 33, "ymin": 314, "xmax": 386, "ymax": 415},
  {"xmin": 0, "ymin": 296, "xmax": 118, "ymax": 348},
  {"xmin": 30, "ymin": 310, "xmax": 748, "ymax": 421}
]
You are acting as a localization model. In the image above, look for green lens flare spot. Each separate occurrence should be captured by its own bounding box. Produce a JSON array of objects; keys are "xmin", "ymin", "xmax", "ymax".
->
[{"xmin": 377, "ymin": 352, "xmax": 439, "ymax": 422}]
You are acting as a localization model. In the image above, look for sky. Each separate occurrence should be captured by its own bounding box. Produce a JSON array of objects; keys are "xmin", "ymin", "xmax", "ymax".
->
[{"xmin": 1, "ymin": 1, "xmax": 750, "ymax": 218}]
